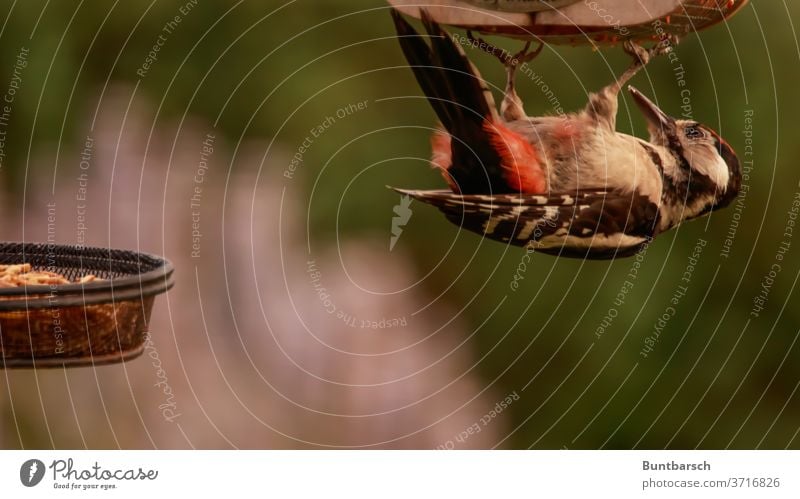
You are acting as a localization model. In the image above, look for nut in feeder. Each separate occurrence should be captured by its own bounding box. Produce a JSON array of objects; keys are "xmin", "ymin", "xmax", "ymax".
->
[{"xmin": 388, "ymin": 0, "xmax": 750, "ymax": 44}]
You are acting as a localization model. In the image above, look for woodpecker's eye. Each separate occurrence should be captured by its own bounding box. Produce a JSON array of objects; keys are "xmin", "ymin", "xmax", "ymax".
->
[{"xmin": 684, "ymin": 126, "xmax": 705, "ymax": 140}]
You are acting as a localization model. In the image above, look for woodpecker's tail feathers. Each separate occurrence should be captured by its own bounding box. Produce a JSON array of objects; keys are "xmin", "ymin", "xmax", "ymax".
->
[
  {"xmin": 392, "ymin": 9, "xmax": 546, "ymax": 194},
  {"xmin": 391, "ymin": 9, "xmax": 497, "ymax": 131}
]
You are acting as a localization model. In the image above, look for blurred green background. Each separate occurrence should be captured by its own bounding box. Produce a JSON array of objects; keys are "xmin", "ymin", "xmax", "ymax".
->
[{"xmin": 0, "ymin": 0, "xmax": 798, "ymax": 449}]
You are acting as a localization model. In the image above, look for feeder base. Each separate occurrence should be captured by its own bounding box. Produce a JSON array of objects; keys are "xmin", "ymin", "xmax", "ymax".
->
[{"xmin": 388, "ymin": 0, "xmax": 749, "ymax": 44}]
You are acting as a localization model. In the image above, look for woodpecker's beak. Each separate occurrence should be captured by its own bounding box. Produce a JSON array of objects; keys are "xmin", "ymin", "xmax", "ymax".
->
[{"xmin": 628, "ymin": 86, "xmax": 677, "ymax": 142}]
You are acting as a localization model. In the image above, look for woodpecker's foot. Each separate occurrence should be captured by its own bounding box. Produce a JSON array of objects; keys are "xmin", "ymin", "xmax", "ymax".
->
[
  {"xmin": 623, "ymin": 36, "xmax": 677, "ymax": 66},
  {"xmin": 622, "ymin": 39, "xmax": 653, "ymax": 66},
  {"xmin": 512, "ymin": 40, "xmax": 544, "ymax": 66},
  {"xmin": 499, "ymin": 42, "xmax": 543, "ymax": 121},
  {"xmin": 466, "ymin": 30, "xmax": 509, "ymax": 64},
  {"xmin": 466, "ymin": 31, "xmax": 544, "ymax": 69},
  {"xmin": 465, "ymin": 32, "xmax": 545, "ymax": 121}
]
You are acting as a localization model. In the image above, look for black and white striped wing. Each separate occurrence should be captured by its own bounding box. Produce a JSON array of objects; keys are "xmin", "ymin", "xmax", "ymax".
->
[{"xmin": 394, "ymin": 188, "xmax": 660, "ymax": 259}]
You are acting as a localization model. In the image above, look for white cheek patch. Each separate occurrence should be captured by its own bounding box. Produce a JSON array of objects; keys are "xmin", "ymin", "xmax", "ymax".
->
[
  {"xmin": 711, "ymin": 155, "xmax": 731, "ymax": 190},
  {"xmin": 690, "ymin": 148, "xmax": 730, "ymax": 191}
]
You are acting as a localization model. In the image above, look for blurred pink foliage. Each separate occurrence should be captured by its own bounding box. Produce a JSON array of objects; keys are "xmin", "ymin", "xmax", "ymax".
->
[{"xmin": 0, "ymin": 86, "xmax": 505, "ymax": 449}]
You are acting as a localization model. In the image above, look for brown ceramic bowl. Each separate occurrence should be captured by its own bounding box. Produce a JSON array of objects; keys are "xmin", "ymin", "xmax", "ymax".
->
[{"xmin": 0, "ymin": 242, "xmax": 174, "ymax": 368}]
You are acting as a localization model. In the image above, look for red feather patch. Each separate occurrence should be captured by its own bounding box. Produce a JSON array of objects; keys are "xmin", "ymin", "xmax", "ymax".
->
[{"xmin": 485, "ymin": 120, "xmax": 547, "ymax": 194}]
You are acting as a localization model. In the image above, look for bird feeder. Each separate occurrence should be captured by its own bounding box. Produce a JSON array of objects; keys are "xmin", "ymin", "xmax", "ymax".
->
[
  {"xmin": 0, "ymin": 243, "xmax": 174, "ymax": 368},
  {"xmin": 387, "ymin": 0, "xmax": 749, "ymax": 44}
]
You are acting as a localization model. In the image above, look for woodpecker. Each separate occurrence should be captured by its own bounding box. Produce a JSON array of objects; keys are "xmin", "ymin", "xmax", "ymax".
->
[{"xmin": 390, "ymin": 9, "xmax": 741, "ymax": 259}]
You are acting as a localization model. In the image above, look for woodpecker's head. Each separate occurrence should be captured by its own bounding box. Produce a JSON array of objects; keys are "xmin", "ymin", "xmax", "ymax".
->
[{"xmin": 629, "ymin": 86, "xmax": 741, "ymax": 216}]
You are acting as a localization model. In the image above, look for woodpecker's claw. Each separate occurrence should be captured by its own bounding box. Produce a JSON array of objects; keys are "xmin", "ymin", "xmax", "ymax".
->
[
  {"xmin": 622, "ymin": 39, "xmax": 652, "ymax": 65},
  {"xmin": 466, "ymin": 30, "xmax": 508, "ymax": 63},
  {"xmin": 466, "ymin": 31, "xmax": 544, "ymax": 68},
  {"xmin": 623, "ymin": 36, "xmax": 678, "ymax": 66},
  {"xmin": 514, "ymin": 40, "xmax": 544, "ymax": 65},
  {"xmin": 464, "ymin": 31, "xmax": 545, "ymax": 121}
]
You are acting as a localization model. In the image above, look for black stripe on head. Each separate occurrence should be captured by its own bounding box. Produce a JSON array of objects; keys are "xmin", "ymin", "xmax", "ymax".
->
[
  {"xmin": 660, "ymin": 139, "xmax": 719, "ymax": 214},
  {"xmin": 669, "ymin": 139, "xmax": 692, "ymax": 173},
  {"xmin": 640, "ymin": 141, "xmax": 686, "ymax": 208},
  {"xmin": 639, "ymin": 142, "xmax": 663, "ymax": 174},
  {"xmin": 640, "ymin": 141, "xmax": 680, "ymax": 209}
]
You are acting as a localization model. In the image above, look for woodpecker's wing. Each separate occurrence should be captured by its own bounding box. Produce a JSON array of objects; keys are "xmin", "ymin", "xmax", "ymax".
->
[{"xmin": 393, "ymin": 188, "xmax": 659, "ymax": 259}]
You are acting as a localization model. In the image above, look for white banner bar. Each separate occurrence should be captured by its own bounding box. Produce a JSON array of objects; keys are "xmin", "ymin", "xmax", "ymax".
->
[{"xmin": 1, "ymin": 451, "xmax": 798, "ymax": 498}]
